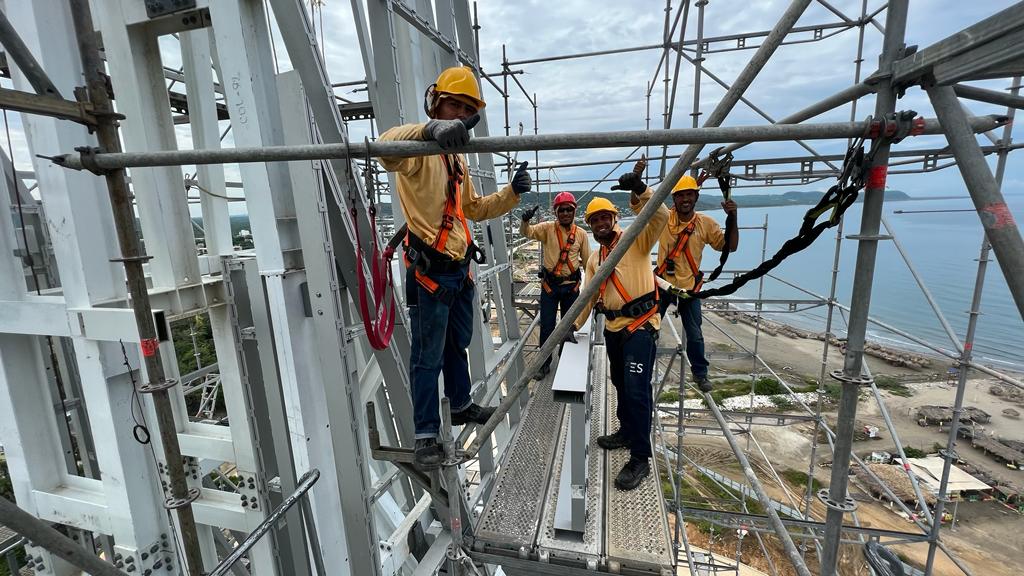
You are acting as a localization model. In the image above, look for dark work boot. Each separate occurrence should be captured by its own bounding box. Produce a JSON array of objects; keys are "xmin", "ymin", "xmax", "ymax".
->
[
  {"xmin": 451, "ymin": 403, "xmax": 496, "ymax": 426},
  {"xmin": 596, "ymin": 428, "xmax": 629, "ymax": 450},
  {"xmin": 532, "ymin": 363, "xmax": 551, "ymax": 380},
  {"xmin": 614, "ymin": 457, "xmax": 651, "ymax": 491},
  {"xmin": 695, "ymin": 375, "xmax": 713, "ymax": 393},
  {"xmin": 414, "ymin": 438, "xmax": 443, "ymax": 471}
]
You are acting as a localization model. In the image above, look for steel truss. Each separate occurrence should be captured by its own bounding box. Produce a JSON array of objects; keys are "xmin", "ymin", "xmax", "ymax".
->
[{"xmin": 0, "ymin": 2, "xmax": 1021, "ymax": 576}]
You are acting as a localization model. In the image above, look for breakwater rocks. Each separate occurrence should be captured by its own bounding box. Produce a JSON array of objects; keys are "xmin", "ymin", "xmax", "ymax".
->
[{"xmin": 713, "ymin": 310, "xmax": 934, "ymax": 370}]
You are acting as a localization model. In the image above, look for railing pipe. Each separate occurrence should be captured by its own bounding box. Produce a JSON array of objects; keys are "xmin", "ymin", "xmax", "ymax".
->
[
  {"xmin": 49, "ymin": 116, "xmax": 1006, "ymax": 171},
  {"xmin": 208, "ymin": 469, "xmax": 321, "ymax": 576}
]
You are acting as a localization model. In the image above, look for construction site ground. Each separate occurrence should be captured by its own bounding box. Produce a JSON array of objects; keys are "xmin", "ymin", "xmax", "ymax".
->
[{"xmin": 661, "ymin": 312, "xmax": 1024, "ymax": 576}]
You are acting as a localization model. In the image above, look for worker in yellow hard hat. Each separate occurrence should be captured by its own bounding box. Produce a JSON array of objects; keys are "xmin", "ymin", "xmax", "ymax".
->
[
  {"xmin": 654, "ymin": 173, "xmax": 738, "ymax": 393},
  {"xmin": 521, "ymin": 191, "xmax": 591, "ymax": 379},
  {"xmin": 574, "ymin": 169, "xmax": 668, "ymax": 491},
  {"xmin": 377, "ymin": 66, "xmax": 531, "ymax": 471}
]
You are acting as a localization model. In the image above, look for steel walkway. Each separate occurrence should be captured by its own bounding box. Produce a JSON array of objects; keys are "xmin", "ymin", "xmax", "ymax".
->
[{"xmin": 473, "ymin": 338, "xmax": 673, "ymax": 575}]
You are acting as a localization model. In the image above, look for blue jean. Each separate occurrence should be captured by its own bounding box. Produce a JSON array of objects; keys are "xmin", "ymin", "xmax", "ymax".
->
[
  {"xmin": 539, "ymin": 281, "xmax": 580, "ymax": 368},
  {"xmin": 658, "ymin": 289, "xmax": 709, "ymax": 379},
  {"xmin": 604, "ymin": 327, "xmax": 657, "ymax": 460},
  {"xmin": 407, "ymin": 266, "xmax": 475, "ymax": 439}
]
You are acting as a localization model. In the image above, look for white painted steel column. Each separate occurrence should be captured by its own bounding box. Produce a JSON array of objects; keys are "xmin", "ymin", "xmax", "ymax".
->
[
  {"xmin": 181, "ymin": 29, "xmax": 233, "ymax": 258},
  {"xmin": 205, "ymin": 1, "xmax": 308, "ymax": 573},
  {"xmin": 90, "ymin": 0, "xmax": 202, "ymax": 290},
  {"xmin": 275, "ymin": 72, "xmax": 357, "ymax": 574},
  {"xmin": 6, "ymin": 2, "xmax": 174, "ymax": 571}
]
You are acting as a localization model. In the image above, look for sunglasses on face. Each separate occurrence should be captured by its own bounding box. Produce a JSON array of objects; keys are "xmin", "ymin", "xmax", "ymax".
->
[{"xmin": 556, "ymin": 207, "xmax": 575, "ymax": 214}]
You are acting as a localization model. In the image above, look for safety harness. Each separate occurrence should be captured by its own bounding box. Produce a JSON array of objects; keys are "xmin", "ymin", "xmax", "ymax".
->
[
  {"xmin": 403, "ymin": 154, "xmax": 485, "ymax": 305},
  {"xmin": 658, "ymin": 111, "xmax": 924, "ymax": 301},
  {"xmin": 540, "ymin": 224, "xmax": 582, "ymax": 293},
  {"xmin": 596, "ymin": 233, "xmax": 659, "ymax": 333},
  {"xmin": 656, "ymin": 148, "xmax": 735, "ymax": 294},
  {"xmin": 654, "ymin": 216, "xmax": 702, "ymax": 290}
]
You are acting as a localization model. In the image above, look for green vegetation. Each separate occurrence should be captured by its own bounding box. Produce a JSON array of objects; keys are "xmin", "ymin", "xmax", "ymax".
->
[
  {"xmin": 171, "ymin": 314, "xmax": 224, "ymax": 417},
  {"xmin": 693, "ymin": 375, "xmax": 816, "ymax": 407},
  {"xmin": 0, "ymin": 457, "xmax": 27, "ymax": 576},
  {"xmin": 769, "ymin": 396, "xmax": 796, "ymax": 410},
  {"xmin": 903, "ymin": 446, "xmax": 927, "ymax": 459},
  {"xmin": 171, "ymin": 314, "xmax": 217, "ymax": 375},
  {"xmin": 781, "ymin": 468, "xmax": 823, "ymax": 492},
  {"xmin": 658, "ymin": 389, "xmax": 680, "ymax": 404},
  {"xmin": 874, "ymin": 374, "xmax": 914, "ymax": 397}
]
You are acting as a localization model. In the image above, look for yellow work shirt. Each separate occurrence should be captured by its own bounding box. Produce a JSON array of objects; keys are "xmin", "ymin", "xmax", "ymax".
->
[
  {"xmin": 377, "ymin": 123, "xmax": 521, "ymax": 261},
  {"xmin": 655, "ymin": 211, "xmax": 725, "ymax": 291},
  {"xmin": 576, "ymin": 188, "xmax": 669, "ymax": 332},
  {"xmin": 519, "ymin": 220, "xmax": 592, "ymax": 285}
]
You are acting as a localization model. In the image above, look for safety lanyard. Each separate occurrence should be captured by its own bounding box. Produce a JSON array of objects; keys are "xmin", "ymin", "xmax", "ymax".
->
[
  {"xmin": 551, "ymin": 224, "xmax": 578, "ymax": 276},
  {"xmin": 656, "ymin": 215, "xmax": 703, "ymax": 291}
]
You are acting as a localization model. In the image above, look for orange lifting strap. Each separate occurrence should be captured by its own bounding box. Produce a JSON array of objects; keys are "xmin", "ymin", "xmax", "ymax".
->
[
  {"xmin": 597, "ymin": 234, "xmax": 659, "ymax": 333},
  {"xmin": 654, "ymin": 216, "xmax": 704, "ymax": 292}
]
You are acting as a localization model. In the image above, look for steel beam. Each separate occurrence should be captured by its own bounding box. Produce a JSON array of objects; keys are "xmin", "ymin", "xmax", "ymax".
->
[
  {"xmin": 928, "ymin": 84, "xmax": 1024, "ymax": 322},
  {"xmin": 50, "ymin": 115, "xmax": 1006, "ymax": 171},
  {"xmin": 891, "ymin": 3, "xmax": 1024, "ymax": 87}
]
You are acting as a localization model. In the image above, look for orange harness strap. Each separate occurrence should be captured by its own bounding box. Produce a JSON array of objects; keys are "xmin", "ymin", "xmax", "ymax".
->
[
  {"xmin": 411, "ymin": 154, "xmax": 473, "ymax": 292},
  {"xmin": 542, "ymin": 224, "xmax": 579, "ymax": 294},
  {"xmin": 655, "ymin": 216, "xmax": 704, "ymax": 292},
  {"xmin": 596, "ymin": 233, "xmax": 658, "ymax": 333}
]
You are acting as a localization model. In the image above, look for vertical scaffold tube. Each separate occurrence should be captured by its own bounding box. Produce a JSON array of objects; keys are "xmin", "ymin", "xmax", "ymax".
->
[{"xmin": 819, "ymin": 2, "xmax": 909, "ymax": 574}]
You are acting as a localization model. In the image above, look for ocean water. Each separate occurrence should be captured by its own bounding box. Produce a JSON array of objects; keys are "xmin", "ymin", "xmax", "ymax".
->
[{"xmin": 621, "ymin": 195, "xmax": 1024, "ymax": 371}]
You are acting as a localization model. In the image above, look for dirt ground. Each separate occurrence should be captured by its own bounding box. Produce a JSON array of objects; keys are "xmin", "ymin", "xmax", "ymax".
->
[{"xmin": 660, "ymin": 311, "xmax": 1024, "ymax": 576}]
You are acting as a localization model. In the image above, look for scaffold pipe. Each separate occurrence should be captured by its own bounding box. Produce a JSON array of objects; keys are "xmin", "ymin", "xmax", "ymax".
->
[
  {"xmin": 0, "ymin": 497, "xmax": 129, "ymax": 576},
  {"xmin": 49, "ymin": 116, "xmax": 1006, "ymax": 172},
  {"xmin": 702, "ymin": 395, "xmax": 813, "ymax": 576}
]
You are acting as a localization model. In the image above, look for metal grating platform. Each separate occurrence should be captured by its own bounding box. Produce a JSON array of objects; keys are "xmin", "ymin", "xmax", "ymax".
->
[
  {"xmin": 536, "ymin": 351, "xmax": 607, "ymax": 561},
  {"xmin": 475, "ymin": 374, "xmax": 565, "ymax": 548},
  {"xmin": 605, "ymin": 370, "xmax": 674, "ymax": 570}
]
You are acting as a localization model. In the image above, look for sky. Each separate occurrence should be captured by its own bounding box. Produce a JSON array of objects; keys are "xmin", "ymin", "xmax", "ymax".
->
[{"xmin": 2, "ymin": 0, "xmax": 1022, "ymax": 212}]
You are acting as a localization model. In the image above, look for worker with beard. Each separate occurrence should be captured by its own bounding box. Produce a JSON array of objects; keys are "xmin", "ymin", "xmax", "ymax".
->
[
  {"xmin": 377, "ymin": 66, "xmax": 530, "ymax": 471},
  {"xmin": 520, "ymin": 192, "xmax": 592, "ymax": 379},
  {"xmin": 654, "ymin": 175, "xmax": 738, "ymax": 393},
  {"xmin": 574, "ymin": 170, "xmax": 668, "ymax": 491}
]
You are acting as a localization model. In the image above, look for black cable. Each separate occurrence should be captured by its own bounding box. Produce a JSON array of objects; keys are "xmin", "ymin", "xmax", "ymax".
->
[{"xmin": 119, "ymin": 340, "xmax": 152, "ymax": 445}]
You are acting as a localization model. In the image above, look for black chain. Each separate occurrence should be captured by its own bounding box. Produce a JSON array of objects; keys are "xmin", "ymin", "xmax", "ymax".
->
[{"xmin": 670, "ymin": 111, "xmax": 921, "ymax": 301}]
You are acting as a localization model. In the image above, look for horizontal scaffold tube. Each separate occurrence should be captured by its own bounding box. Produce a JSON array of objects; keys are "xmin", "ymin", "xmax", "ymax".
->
[{"xmin": 50, "ymin": 116, "xmax": 1007, "ymax": 171}]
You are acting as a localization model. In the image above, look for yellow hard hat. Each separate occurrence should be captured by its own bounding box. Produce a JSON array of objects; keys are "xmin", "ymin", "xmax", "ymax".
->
[
  {"xmin": 584, "ymin": 197, "xmax": 619, "ymax": 223},
  {"xmin": 671, "ymin": 175, "xmax": 700, "ymax": 194},
  {"xmin": 428, "ymin": 66, "xmax": 486, "ymax": 113}
]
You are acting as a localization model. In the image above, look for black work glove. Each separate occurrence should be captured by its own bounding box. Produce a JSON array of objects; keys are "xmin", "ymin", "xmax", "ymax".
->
[
  {"xmin": 425, "ymin": 113, "xmax": 480, "ymax": 149},
  {"xmin": 611, "ymin": 171, "xmax": 646, "ymax": 194},
  {"xmin": 521, "ymin": 205, "xmax": 539, "ymax": 222},
  {"xmin": 563, "ymin": 332, "xmax": 578, "ymax": 344},
  {"xmin": 511, "ymin": 161, "xmax": 531, "ymax": 194}
]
